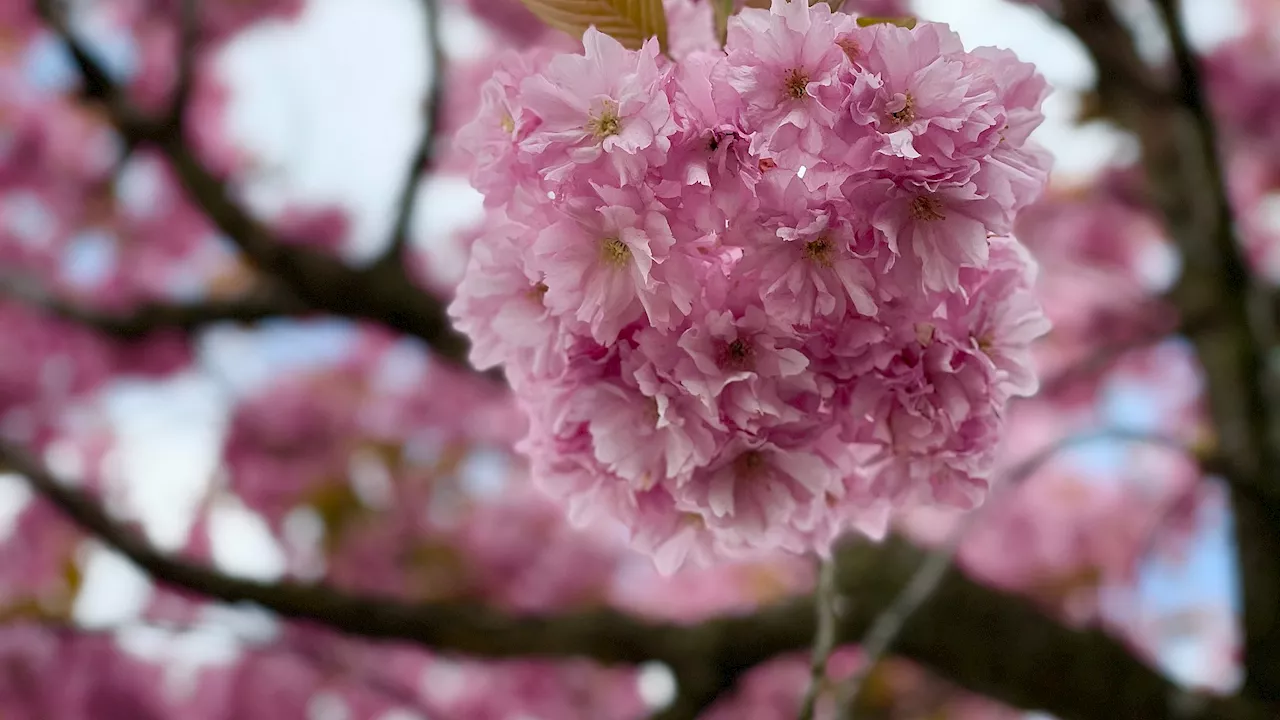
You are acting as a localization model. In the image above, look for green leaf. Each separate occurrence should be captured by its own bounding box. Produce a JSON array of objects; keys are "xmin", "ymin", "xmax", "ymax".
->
[
  {"xmin": 713, "ymin": 0, "xmax": 733, "ymax": 47},
  {"xmin": 855, "ymin": 15, "xmax": 918, "ymax": 29},
  {"xmin": 519, "ymin": 0, "xmax": 668, "ymax": 51}
]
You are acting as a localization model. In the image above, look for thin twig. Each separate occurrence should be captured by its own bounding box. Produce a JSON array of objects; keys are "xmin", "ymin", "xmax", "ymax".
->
[
  {"xmin": 832, "ymin": 428, "xmax": 1201, "ymax": 718},
  {"xmin": 169, "ymin": 0, "xmax": 199, "ymax": 128},
  {"xmin": 797, "ymin": 555, "xmax": 840, "ymax": 720},
  {"xmin": 380, "ymin": 0, "xmax": 446, "ymax": 264}
]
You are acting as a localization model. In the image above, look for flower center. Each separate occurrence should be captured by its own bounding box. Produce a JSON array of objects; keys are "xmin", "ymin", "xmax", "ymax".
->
[
  {"xmin": 783, "ymin": 68, "xmax": 809, "ymax": 100},
  {"xmin": 601, "ymin": 237, "xmax": 631, "ymax": 267},
  {"xmin": 804, "ymin": 236, "xmax": 835, "ymax": 268},
  {"xmin": 586, "ymin": 99, "xmax": 621, "ymax": 139},
  {"xmin": 717, "ymin": 337, "xmax": 755, "ymax": 371},
  {"xmin": 500, "ymin": 112, "xmax": 515, "ymax": 134},
  {"xmin": 527, "ymin": 281, "xmax": 549, "ymax": 304},
  {"xmin": 734, "ymin": 451, "xmax": 766, "ymax": 478},
  {"xmin": 975, "ymin": 332, "xmax": 995, "ymax": 354},
  {"xmin": 909, "ymin": 195, "xmax": 945, "ymax": 222},
  {"xmin": 888, "ymin": 92, "xmax": 916, "ymax": 126}
]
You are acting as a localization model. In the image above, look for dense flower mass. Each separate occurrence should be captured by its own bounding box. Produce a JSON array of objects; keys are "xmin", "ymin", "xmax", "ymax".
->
[{"xmin": 451, "ymin": 0, "xmax": 1053, "ymax": 571}]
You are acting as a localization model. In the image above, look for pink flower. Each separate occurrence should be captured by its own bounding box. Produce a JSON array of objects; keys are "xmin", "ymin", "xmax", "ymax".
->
[
  {"xmin": 868, "ymin": 180, "xmax": 1007, "ymax": 293},
  {"xmin": 520, "ymin": 28, "xmax": 676, "ymax": 185},
  {"xmin": 223, "ymin": 375, "xmax": 359, "ymax": 526},
  {"xmin": 628, "ymin": 486, "xmax": 722, "ymax": 574},
  {"xmin": 842, "ymin": 23, "xmax": 996, "ymax": 177},
  {"xmin": 583, "ymin": 377, "xmax": 720, "ymax": 490},
  {"xmin": 946, "ymin": 236, "xmax": 1053, "ymax": 397},
  {"xmin": 674, "ymin": 303, "xmax": 811, "ymax": 430},
  {"xmin": 739, "ymin": 171, "xmax": 878, "ymax": 324},
  {"xmin": 676, "ymin": 435, "xmax": 837, "ymax": 557},
  {"xmin": 667, "ymin": 52, "xmax": 762, "ymax": 222},
  {"xmin": 449, "ymin": 216, "xmax": 563, "ymax": 378},
  {"xmin": 454, "ymin": 16, "xmax": 1053, "ymax": 570},
  {"xmin": 534, "ymin": 185, "xmax": 692, "ymax": 344},
  {"xmin": 458, "ymin": 51, "xmax": 552, "ymax": 208},
  {"xmin": 725, "ymin": 0, "xmax": 852, "ymax": 164},
  {"xmin": 846, "ymin": 327, "xmax": 1003, "ymax": 511},
  {"xmin": 664, "ymin": 0, "xmax": 720, "ymax": 59}
]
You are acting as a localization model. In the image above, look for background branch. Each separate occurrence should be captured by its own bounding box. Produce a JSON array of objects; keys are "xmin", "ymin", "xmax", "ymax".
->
[
  {"xmin": 832, "ymin": 429, "xmax": 1203, "ymax": 718},
  {"xmin": 1050, "ymin": 0, "xmax": 1280, "ymax": 700},
  {"xmin": 1, "ymin": 618, "xmax": 437, "ymax": 716},
  {"xmin": 378, "ymin": 0, "xmax": 447, "ymax": 266},
  {"xmin": 168, "ymin": 0, "xmax": 199, "ymax": 128},
  {"xmin": 0, "ymin": 276, "xmax": 308, "ymax": 339},
  {"xmin": 0, "ymin": 438, "xmax": 1268, "ymax": 720},
  {"xmin": 34, "ymin": 0, "xmax": 482, "ymax": 373}
]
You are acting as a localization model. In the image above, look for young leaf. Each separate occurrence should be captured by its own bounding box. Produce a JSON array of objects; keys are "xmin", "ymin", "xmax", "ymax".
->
[
  {"xmin": 855, "ymin": 15, "xmax": 918, "ymax": 29},
  {"xmin": 519, "ymin": 0, "xmax": 668, "ymax": 51},
  {"xmin": 713, "ymin": 0, "xmax": 734, "ymax": 46}
]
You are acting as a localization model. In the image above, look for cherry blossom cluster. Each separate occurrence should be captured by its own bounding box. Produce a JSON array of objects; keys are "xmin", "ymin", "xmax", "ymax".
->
[{"xmin": 451, "ymin": 0, "xmax": 1054, "ymax": 571}]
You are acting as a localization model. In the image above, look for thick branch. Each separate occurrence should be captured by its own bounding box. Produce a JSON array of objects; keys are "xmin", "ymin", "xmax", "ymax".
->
[
  {"xmin": 0, "ymin": 441, "xmax": 684, "ymax": 664},
  {"xmin": 0, "ymin": 439, "xmax": 1268, "ymax": 720},
  {"xmin": 1054, "ymin": 0, "xmax": 1280, "ymax": 700},
  {"xmin": 35, "ymin": 0, "xmax": 480, "ymax": 372}
]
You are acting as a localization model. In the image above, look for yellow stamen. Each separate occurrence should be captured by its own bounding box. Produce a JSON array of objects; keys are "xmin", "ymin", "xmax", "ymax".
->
[
  {"xmin": 888, "ymin": 92, "xmax": 916, "ymax": 126},
  {"xmin": 586, "ymin": 99, "xmax": 621, "ymax": 139},
  {"xmin": 718, "ymin": 338, "xmax": 755, "ymax": 371},
  {"xmin": 734, "ymin": 451, "xmax": 766, "ymax": 478},
  {"xmin": 976, "ymin": 332, "xmax": 995, "ymax": 354},
  {"xmin": 909, "ymin": 195, "xmax": 945, "ymax": 222},
  {"xmin": 804, "ymin": 236, "xmax": 835, "ymax": 268},
  {"xmin": 783, "ymin": 68, "xmax": 810, "ymax": 100},
  {"xmin": 601, "ymin": 237, "xmax": 631, "ymax": 267}
]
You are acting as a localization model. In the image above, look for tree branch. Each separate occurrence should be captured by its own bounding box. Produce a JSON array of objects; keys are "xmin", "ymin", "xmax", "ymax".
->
[
  {"xmin": 378, "ymin": 0, "xmax": 447, "ymax": 266},
  {"xmin": 0, "ymin": 438, "xmax": 1269, "ymax": 720},
  {"xmin": 168, "ymin": 0, "xmax": 199, "ymax": 129},
  {"xmin": 2, "ymin": 618, "xmax": 437, "ymax": 716},
  {"xmin": 796, "ymin": 556, "xmax": 838, "ymax": 720},
  {"xmin": 1052, "ymin": 0, "xmax": 1280, "ymax": 701},
  {"xmin": 0, "ymin": 276, "xmax": 308, "ymax": 339},
  {"xmin": 832, "ymin": 429, "xmax": 1205, "ymax": 718},
  {"xmin": 34, "ymin": 0, "xmax": 482, "ymax": 374}
]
